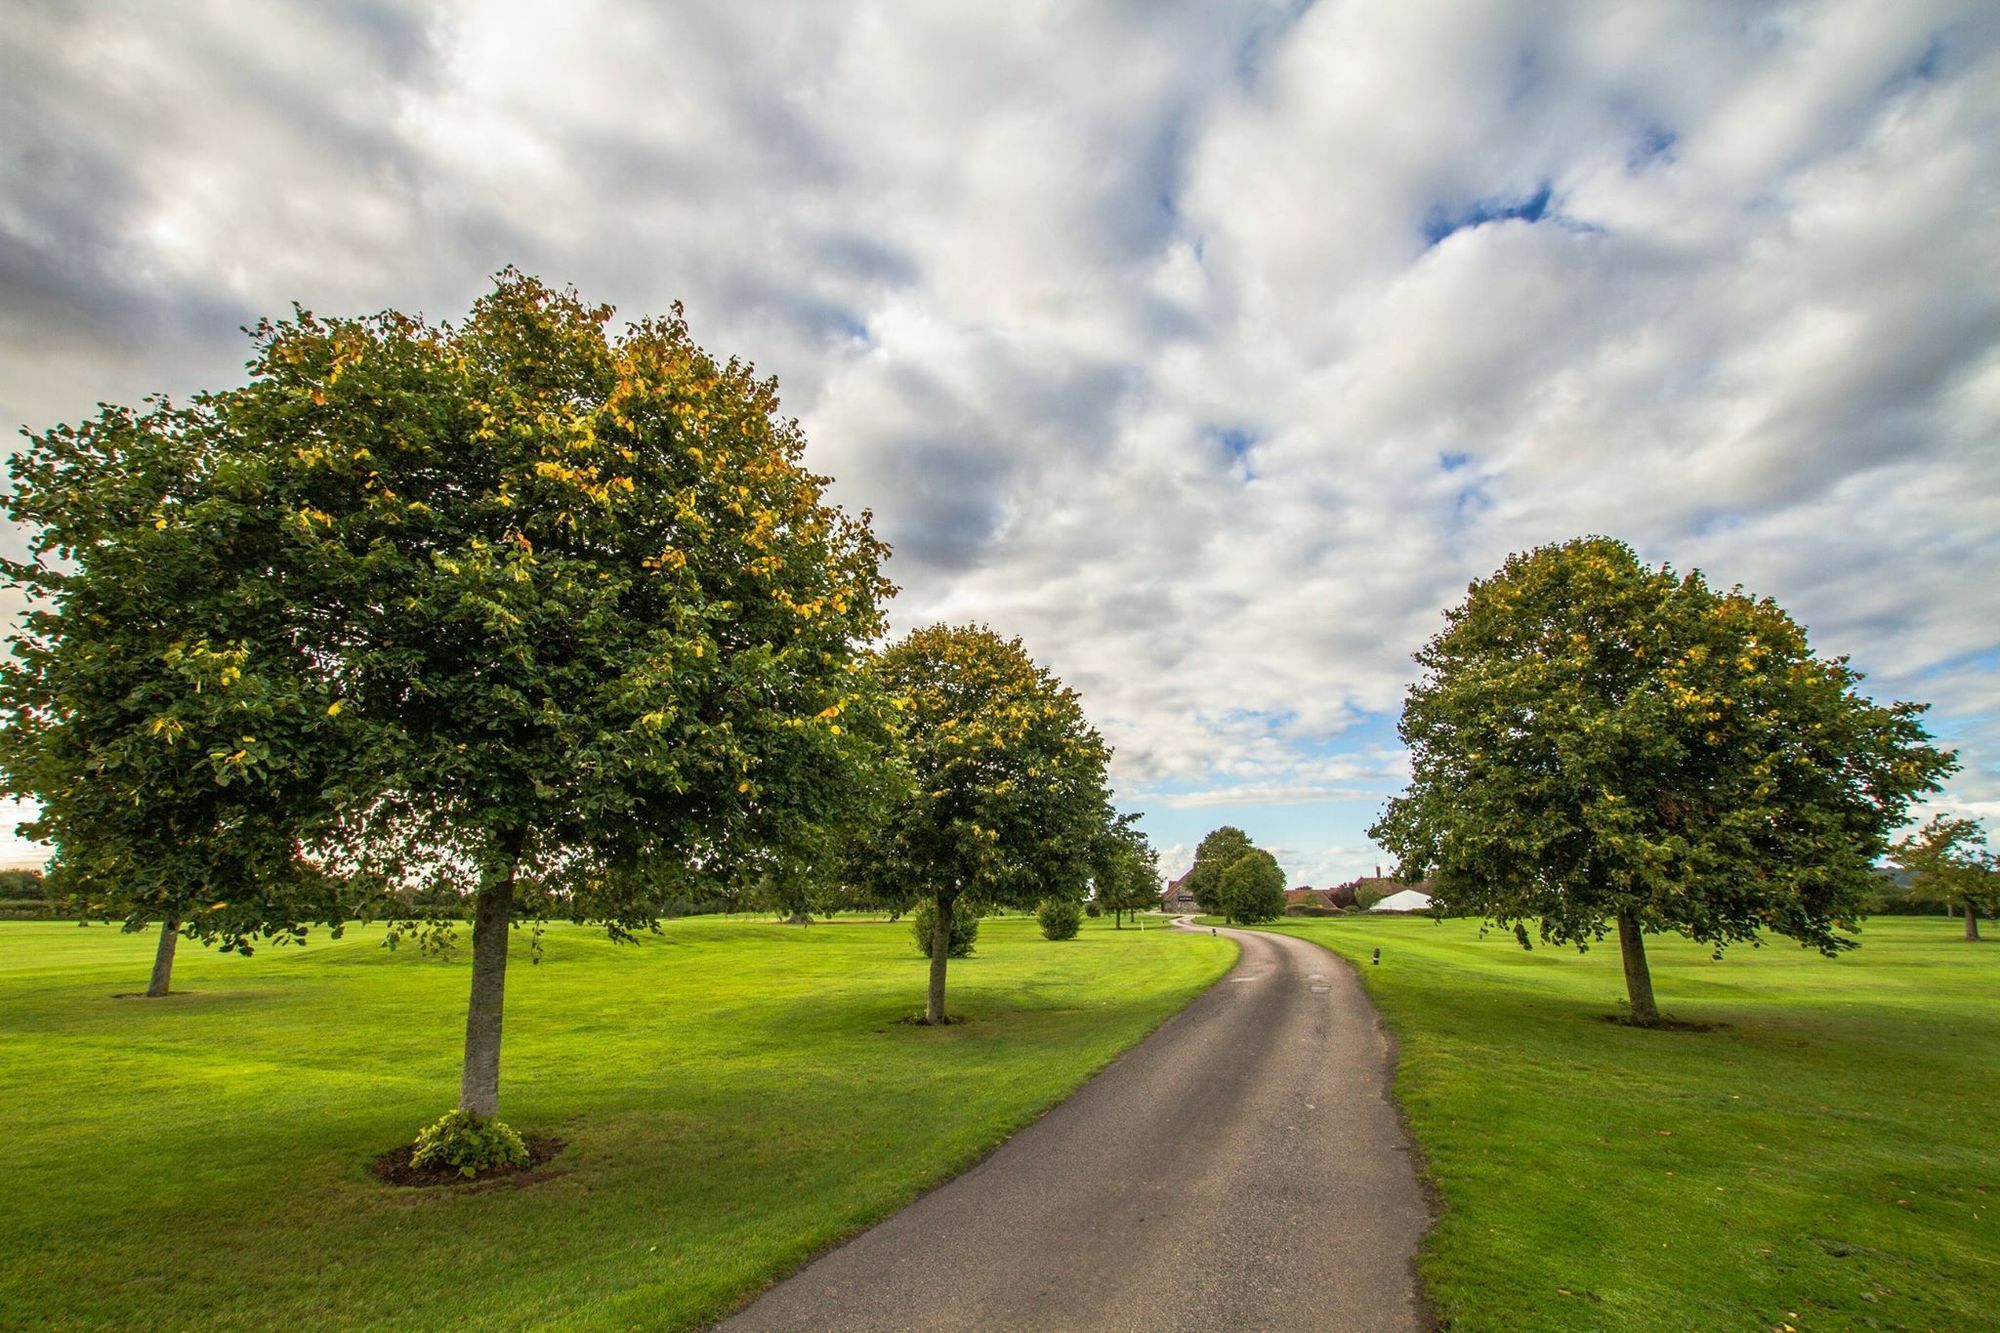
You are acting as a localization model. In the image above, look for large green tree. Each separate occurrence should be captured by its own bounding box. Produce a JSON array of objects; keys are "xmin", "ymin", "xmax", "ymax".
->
[
  {"xmin": 1218, "ymin": 847, "xmax": 1287, "ymax": 924},
  {"xmin": 244, "ymin": 274, "xmax": 892, "ymax": 1130},
  {"xmin": 1370, "ymin": 537, "xmax": 1953, "ymax": 1026},
  {"xmin": 1891, "ymin": 815, "xmax": 1995, "ymax": 941},
  {"xmin": 2, "ymin": 397, "xmax": 349, "ymax": 996},
  {"xmin": 1182, "ymin": 825, "xmax": 1255, "ymax": 921},
  {"xmin": 862, "ymin": 624, "xmax": 1111, "ymax": 1023}
]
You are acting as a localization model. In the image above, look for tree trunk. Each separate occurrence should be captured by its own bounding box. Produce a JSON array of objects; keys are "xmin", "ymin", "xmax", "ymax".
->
[
  {"xmin": 1968, "ymin": 903, "xmax": 1982, "ymax": 942},
  {"xmin": 145, "ymin": 916, "xmax": 180, "ymax": 997},
  {"xmin": 926, "ymin": 897, "xmax": 952, "ymax": 1025},
  {"xmin": 458, "ymin": 855, "xmax": 517, "ymax": 1118},
  {"xmin": 1616, "ymin": 909, "xmax": 1659, "ymax": 1026}
]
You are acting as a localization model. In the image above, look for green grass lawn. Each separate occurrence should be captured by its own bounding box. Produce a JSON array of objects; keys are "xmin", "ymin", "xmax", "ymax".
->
[
  {"xmin": 1256, "ymin": 914, "xmax": 1998, "ymax": 1332},
  {"xmin": 0, "ymin": 912, "xmax": 1232, "ymax": 1329}
]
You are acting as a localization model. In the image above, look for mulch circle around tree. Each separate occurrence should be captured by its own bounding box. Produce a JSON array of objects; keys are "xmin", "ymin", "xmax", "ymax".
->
[
  {"xmin": 1600, "ymin": 1015, "xmax": 1727, "ymax": 1034},
  {"xmin": 370, "ymin": 1135, "xmax": 567, "ymax": 1189}
]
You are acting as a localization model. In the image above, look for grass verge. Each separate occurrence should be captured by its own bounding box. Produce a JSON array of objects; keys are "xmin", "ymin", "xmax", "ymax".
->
[
  {"xmin": 0, "ymin": 913, "xmax": 1231, "ymax": 1329},
  {"xmin": 1255, "ymin": 914, "xmax": 1997, "ymax": 1331}
]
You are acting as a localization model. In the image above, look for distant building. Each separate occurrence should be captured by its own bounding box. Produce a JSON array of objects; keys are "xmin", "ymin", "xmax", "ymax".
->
[
  {"xmin": 1284, "ymin": 886, "xmax": 1340, "ymax": 913},
  {"xmin": 1159, "ymin": 870, "xmax": 1201, "ymax": 914}
]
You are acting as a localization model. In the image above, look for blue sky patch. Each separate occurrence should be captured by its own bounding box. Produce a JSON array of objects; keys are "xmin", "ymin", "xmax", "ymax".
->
[{"xmin": 1424, "ymin": 181, "xmax": 1555, "ymax": 246}]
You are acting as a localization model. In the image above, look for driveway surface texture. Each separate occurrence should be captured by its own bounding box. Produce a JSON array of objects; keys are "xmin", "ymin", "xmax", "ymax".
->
[{"xmin": 718, "ymin": 920, "xmax": 1431, "ymax": 1332}]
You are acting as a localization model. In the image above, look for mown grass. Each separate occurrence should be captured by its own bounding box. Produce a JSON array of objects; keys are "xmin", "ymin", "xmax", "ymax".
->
[
  {"xmin": 1255, "ymin": 914, "xmax": 1997, "ymax": 1332},
  {"xmin": 0, "ymin": 912, "xmax": 1232, "ymax": 1329}
]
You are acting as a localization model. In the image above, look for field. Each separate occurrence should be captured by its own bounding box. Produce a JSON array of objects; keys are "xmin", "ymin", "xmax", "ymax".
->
[
  {"xmin": 0, "ymin": 913, "xmax": 1233, "ymax": 1329},
  {"xmin": 1256, "ymin": 914, "xmax": 1998, "ymax": 1332}
]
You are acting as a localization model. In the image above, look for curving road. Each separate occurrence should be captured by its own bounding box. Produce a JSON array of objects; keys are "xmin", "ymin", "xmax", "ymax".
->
[{"xmin": 718, "ymin": 920, "xmax": 1432, "ymax": 1332}]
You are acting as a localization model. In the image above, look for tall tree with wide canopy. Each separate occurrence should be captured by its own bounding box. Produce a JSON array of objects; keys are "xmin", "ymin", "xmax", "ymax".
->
[
  {"xmin": 863, "ymin": 624, "xmax": 1111, "ymax": 1023},
  {"xmin": 1891, "ymin": 815, "xmax": 1995, "ymax": 941},
  {"xmin": 1370, "ymin": 537, "xmax": 1953, "ymax": 1025},
  {"xmin": 1, "ymin": 398, "xmax": 349, "ymax": 996},
  {"xmin": 246, "ymin": 273, "xmax": 892, "ymax": 1130}
]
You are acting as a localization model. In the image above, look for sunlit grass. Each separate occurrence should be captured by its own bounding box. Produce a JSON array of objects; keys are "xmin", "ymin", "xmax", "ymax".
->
[
  {"xmin": 1256, "ymin": 914, "xmax": 1998, "ymax": 1331},
  {"xmin": 0, "ymin": 913, "xmax": 1231, "ymax": 1329}
]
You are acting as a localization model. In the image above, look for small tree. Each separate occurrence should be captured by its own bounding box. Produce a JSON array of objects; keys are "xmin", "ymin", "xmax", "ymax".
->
[
  {"xmin": 1183, "ymin": 825, "xmax": 1255, "ymax": 921},
  {"xmin": 1371, "ymin": 538, "xmax": 1954, "ymax": 1025},
  {"xmin": 1037, "ymin": 896, "xmax": 1083, "ymax": 940},
  {"xmin": 1219, "ymin": 848, "xmax": 1287, "ymax": 923},
  {"xmin": 863, "ymin": 625, "xmax": 1110, "ymax": 1023},
  {"xmin": 1092, "ymin": 812, "xmax": 1161, "ymax": 928},
  {"xmin": 1892, "ymin": 816, "xmax": 1996, "ymax": 941}
]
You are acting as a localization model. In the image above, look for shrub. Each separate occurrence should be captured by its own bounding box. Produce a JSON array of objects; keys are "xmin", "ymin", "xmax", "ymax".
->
[
  {"xmin": 1037, "ymin": 897, "xmax": 1082, "ymax": 940},
  {"xmin": 410, "ymin": 1109, "xmax": 529, "ymax": 1179},
  {"xmin": 911, "ymin": 899, "xmax": 978, "ymax": 959}
]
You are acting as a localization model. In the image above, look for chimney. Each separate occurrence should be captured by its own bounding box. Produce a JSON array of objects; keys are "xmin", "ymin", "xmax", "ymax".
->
[{"xmin": 1375, "ymin": 864, "xmax": 1382, "ymax": 879}]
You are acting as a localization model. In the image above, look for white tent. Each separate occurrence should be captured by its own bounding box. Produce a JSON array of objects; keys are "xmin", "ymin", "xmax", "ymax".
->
[{"xmin": 1368, "ymin": 889, "xmax": 1433, "ymax": 913}]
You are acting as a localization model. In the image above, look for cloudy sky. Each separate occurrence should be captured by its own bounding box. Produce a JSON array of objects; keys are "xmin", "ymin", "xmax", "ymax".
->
[{"xmin": 4, "ymin": 0, "xmax": 1997, "ymax": 883}]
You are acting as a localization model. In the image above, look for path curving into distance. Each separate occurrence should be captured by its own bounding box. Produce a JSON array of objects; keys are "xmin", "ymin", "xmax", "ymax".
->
[{"xmin": 718, "ymin": 920, "xmax": 1432, "ymax": 1332}]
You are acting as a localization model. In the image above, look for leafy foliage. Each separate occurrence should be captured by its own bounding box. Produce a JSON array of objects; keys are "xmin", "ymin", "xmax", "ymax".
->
[
  {"xmin": 1891, "ymin": 816, "xmax": 1996, "ymax": 936},
  {"xmin": 1036, "ymin": 896, "xmax": 1082, "ymax": 940},
  {"xmin": 1091, "ymin": 812, "xmax": 1162, "ymax": 925},
  {"xmin": 1181, "ymin": 826, "xmax": 1292, "ymax": 923},
  {"xmin": 409, "ymin": 1109, "xmax": 530, "ymax": 1179},
  {"xmin": 1182, "ymin": 826, "xmax": 1254, "ymax": 918},
  {"xmin": 243, "ymin": 272, "xmax": 894, "ymax": 925},
  {"xmin": 911, "ymin": 897, "xmax": 978, "ymax": 959},
  {"xmin": 1370, "ymin": 537, "xmax": 1954, "ymax": 1013},
  {"xmin": 1218, "ymin": 848, "xmax": 1287, "ymax": 924},
  {"xmin": 1, "ymin": 390, "xmax": 354, "ymax": 982},
  {"xmin": 863, "ymin": 624, "xmax": 1112, "ymax": 1019}
]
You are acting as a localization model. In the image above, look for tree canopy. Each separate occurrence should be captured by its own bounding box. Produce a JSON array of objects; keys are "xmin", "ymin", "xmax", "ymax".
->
[
  {"xmin": 1182, "ymin": 825, "xmax": 1287, "ymax": 923},
  {"xmin": 1, "ymin": 393, "xmax": 351, "ymax": 996},
  {"xmin": 1092, "ymin": 812, "xmax": 1161, "ymax": 927},
  {"xmin": 1183, "ymin": 825, "xmax": 1254, "ymax": 919},
  {"xmin": 1218, "ymin": 847, "xmax": 1287, "ymax": 924},
  {"xmin": 1370, "ymin": 536, "xmax": 1954, "ymax": 1025},
  {"xmin": 1891, "ymin": 815, "xmax": 1995, "ymax": 941},
  {"xmin": 861, "ymin": 624, "xmax": 1111, "ymax": 1023}
]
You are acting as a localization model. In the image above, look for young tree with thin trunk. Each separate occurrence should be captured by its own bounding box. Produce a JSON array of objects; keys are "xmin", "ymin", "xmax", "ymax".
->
[
  {"xmin": 244, "ymin": 274, "xmax": 890, "ymax": 1144},
  {"xmin": 1891, "ymin": 815, "xmax": 1996, "ymax": 941},
  {"xmin": 1370, "ymin": 537, "xmax": 1953, "ymax": 1026},
  {"xmin": 1, "ymin": 397, "xmax": 349, "ymax": 997},
  {"xmin": 1092, "ymin": 812, "xmax": 1160, "ymax": 928},
  {"xmin": 862, "ymin": 625, "xmax": 1111, "ymax": 1024}
]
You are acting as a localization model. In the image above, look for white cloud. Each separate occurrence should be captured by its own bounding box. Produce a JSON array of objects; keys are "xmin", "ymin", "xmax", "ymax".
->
[{"xmin": 2, "ymin": 0, "xmax": 1996, "ymax": 876}]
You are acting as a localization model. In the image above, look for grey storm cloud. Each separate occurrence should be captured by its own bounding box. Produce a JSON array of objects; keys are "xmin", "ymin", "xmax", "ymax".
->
[{"xmin": 3, "ymin": 0, "xmax": 1998, "ymax": 876}]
